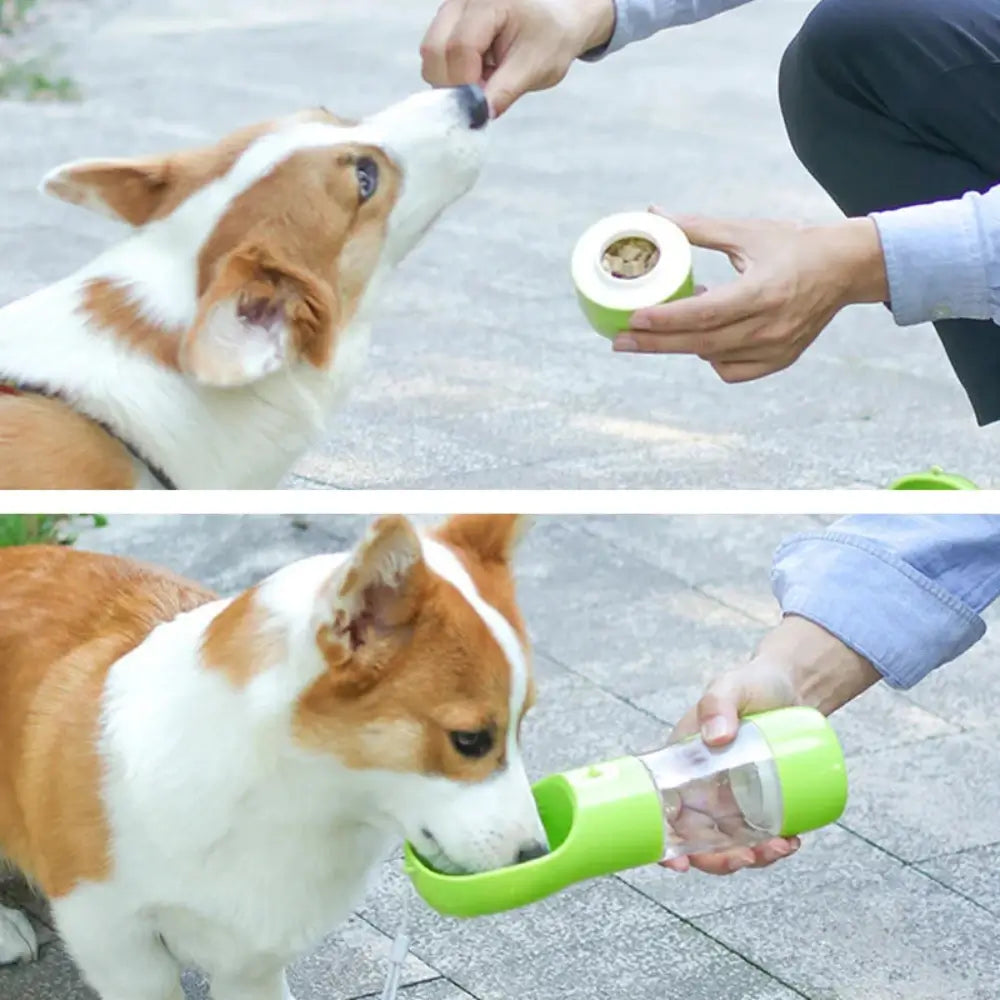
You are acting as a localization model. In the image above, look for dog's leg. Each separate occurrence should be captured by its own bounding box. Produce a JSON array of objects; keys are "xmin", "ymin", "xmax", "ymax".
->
[
  {"xmin": 54, "ymin": 906, "xmax": 182, "ymax": 1000},
  {"xmin": 0, "ymin": 903, "xmax": 38, "ymax": 965},
  {"xmin": 211, "ymin": 965, "xmax": 296, "ymax": 1000}
]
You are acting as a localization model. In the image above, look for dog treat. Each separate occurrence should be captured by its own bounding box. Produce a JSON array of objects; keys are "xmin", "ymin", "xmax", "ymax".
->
[{"xmin": 601, "ymin": 236, "xmax": 660, "ymax": 279}]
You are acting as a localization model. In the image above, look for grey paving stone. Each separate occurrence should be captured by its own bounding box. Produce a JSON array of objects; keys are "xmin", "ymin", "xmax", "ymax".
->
[
  {"xmin": 695, "ymin": 866, "xmax": 1000, "ymax": 1000},
  {"xmin": 348, "ymin": 982, "xmax": 474, "ymax": 1000},
  {"xmin": 0, "ymin": 915, "xmax": 439, "ymax": 1000},
  {"xmin": 0, "ymin": 874, "xmax": 54, "ymax": 935},
  {"xmin": 917, "ymin": 844, "xmax": 1000, "ymax": 918},
  {"xmin": 77, "ymin": 514, "xmax": 363, "ymax": 592},
  {"xmin": 902, "ymin": 615, "xmax": 1000, "ymax": 731},
  {"xmin": 178, "ymin": 916, "xmax": 439, "ymax": 1000},
  {"xmin": 839, "ymin": 731, "xmax": 1000, "ymax": 863},
  {"xmin": 360, "ymin": 864, "xmax": 801, "ymax": 1000},
  {"xmin": 0, "ymin": 938, "xmax": 97, "ymax": 1000},
  {"xmin": 288, "ymin": 918, "xmax": 438, "ymax": 1000},
  {"xmin": 534, "ymin": 579, "xmax": 766, "ymax": 701},
  {"xmin": 511, "ymin": 517, "xmax": 649, "ymax": 604},
  {"xmin": 577, "ymin": 515, "xmax": 826, "ymax": 622},
  {"xmin": 621, "ymin": 822, "xmax": 900, "ymax": 921},
  {"xmin": 521, "ymin": 653, "xmax": 669, "ymax": 775}
]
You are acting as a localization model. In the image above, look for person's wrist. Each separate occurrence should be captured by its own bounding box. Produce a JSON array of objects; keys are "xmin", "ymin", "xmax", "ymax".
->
[
  {"xmin": 814, "ymin": 217, "xmax": 890, "ymax": 307},
  {"xmin": 578, "ymin": 0, "xmax": 617, "ymax": 54},
  {"xmin": 755, "ymin": 615, "xmax": 882, "ymax": 715}
]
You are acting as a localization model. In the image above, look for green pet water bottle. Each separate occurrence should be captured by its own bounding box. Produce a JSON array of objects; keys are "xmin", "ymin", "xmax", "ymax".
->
[{"xmin": 405, "ymin": 707, "xmax": 847, "ymax": 917}]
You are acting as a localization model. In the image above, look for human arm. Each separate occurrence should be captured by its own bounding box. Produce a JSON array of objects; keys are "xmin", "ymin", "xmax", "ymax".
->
[
  {"xmin": 872, "ymin": 185, "xmax": 1000, "ymax": 327},
  {"xmin": 666, "ymin": 515, "xmax": 1000, "ymax": 874},
  {"xmin": 583, "ymin": 0, "xmax": 757, "ymax": 60},
  {"xmin": 419, "ymin": 0, "xmax": 756, "ymax": 116},
  {"xmin": 615, "ymin": 186, "xmax": 1000, "ymax": 380}
]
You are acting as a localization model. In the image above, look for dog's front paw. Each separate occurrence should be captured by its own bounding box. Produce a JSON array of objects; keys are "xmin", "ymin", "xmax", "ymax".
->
[{"xmin": 0, "ymin": 904, "xmax": 39, "ymax": 965}]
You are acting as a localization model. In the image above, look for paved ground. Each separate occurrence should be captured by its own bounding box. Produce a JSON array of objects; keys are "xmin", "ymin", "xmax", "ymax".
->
[
  {"xmin": 1, "ymin": 0, "xmax": 998, "ymax": 488},
  {"xmin": 3, "ymin": 514, "xmax": 998, "ymax": 1000}
]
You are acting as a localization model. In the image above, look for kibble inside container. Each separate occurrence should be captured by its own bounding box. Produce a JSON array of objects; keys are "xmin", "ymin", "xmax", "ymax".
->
[{"xmin": 601, "ymin": 235, "xmax": 661, "ymax": 280}]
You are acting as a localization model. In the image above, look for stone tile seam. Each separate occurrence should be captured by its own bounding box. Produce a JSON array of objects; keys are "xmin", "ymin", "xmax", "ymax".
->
[
  {"xmin": 832, "ymin": 825, "xmax": 1000, "ymax": 921},
  {"xmin": 350, "ymin": 976, "xmax": 473, "ymax": 1000},
  {"xmin": 529, "ymin": 645, "xmax": 677, "ymax": 732},
  {"xmin": 574, "ymin": 522, "xmax": 776, "ymax": 628},
  {"xmin": 612, "ymin": 876, "xmax": 815, "ymax": 1000}
]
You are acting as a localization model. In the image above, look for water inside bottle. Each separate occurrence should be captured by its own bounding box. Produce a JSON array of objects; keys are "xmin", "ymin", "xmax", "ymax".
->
[{"xmin": 640, "ymin": 725, "xmax": 782, "ymax": 860}]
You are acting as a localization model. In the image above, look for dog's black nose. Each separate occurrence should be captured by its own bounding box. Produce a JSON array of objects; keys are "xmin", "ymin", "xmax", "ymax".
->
[
  {"xmin": 516, "ymin": 841, "xmax": 549, "ymax": 864},
  {"xmin": 457, "ymin": 84, "xmax": 490, "ymax": 130}
]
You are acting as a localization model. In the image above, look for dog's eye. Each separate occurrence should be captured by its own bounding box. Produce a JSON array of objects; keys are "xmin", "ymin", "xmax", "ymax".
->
[
  {"xmin": 450, "ymin": 730, "xmax": 494, "ymax": 759},
  {"xmin": 355, "ymin": 157, "xmax": 379, "ymax": 202}
]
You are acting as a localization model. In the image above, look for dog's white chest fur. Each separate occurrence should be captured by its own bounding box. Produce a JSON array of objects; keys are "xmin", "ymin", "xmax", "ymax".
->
[
  {"xmin": 146, "ymin": 813, "xmax": 390, "ymax": 972},
  {"xmin": 61, "ymin": 605, "xmax": 389, "ymax": 968}
]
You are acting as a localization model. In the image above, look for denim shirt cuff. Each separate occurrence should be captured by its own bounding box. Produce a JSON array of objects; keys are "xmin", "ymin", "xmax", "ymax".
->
[{"xmin": 772, "ymin": 532, "xmax": 986, "ymax": 689}]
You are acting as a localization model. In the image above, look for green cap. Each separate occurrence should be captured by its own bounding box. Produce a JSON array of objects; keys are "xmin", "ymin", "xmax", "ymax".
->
[
  {"xmin": 746, "ymin": 707, "xmax": 848, "ymax": 837},
  {"xmin": 889, "ymin": 467, "xmax": 979, "ymax": 490},
  {"xmin": 404, "ymin": 756, "xmax": 664, "ymax": 918}
]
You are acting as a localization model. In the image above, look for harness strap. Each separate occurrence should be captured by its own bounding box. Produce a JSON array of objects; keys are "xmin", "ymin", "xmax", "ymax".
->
[{"xmin": 0, "ymin": 378, "xmax": 178, "ymax": 490}]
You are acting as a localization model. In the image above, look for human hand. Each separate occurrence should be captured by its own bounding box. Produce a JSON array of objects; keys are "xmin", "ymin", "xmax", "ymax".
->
[
  {"xmin": 614, "ymin": 210, "xmax": 890, "ymax": 383},
  {"xmin": 661, "ymin": 615, "xmax": 880, "ymax": 876},
  {"xmin": 420, "ymin": 0, "xmax": 616, "ymax": 117}
]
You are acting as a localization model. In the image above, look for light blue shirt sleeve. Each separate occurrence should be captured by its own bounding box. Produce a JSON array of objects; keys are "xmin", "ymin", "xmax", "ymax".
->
[
  {"xmin": 872, "ymin": 187, "xmax": 1000, "ymax": 327},
  {"xmin": 772, "ymin": 516, "xmax": 1000, "ymax": 689},
  {"xmin": 581, "ymin": 0, "xmax": 756, "ymax": 59}
]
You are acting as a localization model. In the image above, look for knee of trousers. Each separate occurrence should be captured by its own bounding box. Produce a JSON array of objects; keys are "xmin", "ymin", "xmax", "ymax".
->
[{"xmin": 777, "ymin": 0, "xmax": 942, "ymax": 170}]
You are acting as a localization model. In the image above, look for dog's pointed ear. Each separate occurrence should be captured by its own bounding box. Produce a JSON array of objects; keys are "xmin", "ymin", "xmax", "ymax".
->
[
  {"xmin": 436, "ymin": 514, "xmax": 532, "ymax": 564},
  {"xmin": 180, "ymin": 243, "xmax": 338, "ymax": 387},
  {"xmin": 40, "ymin": 157, "xmax": 173, "ymax": 226},
  {"xmin": 316, "ymin": 516, "xmax": 427, "ymax": 695}
]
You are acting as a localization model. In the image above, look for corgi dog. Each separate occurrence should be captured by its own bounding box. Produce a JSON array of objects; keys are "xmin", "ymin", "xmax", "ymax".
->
[
  {"xmin": 0, "ymin": 85, "xmax": 489, "ymax": 489},
  {"xmin": 0, "ymin": 514, "xmax": 547, "ymax": 999}
]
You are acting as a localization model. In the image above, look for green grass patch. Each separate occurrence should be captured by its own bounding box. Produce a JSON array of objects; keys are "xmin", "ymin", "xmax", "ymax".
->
[
  {"xmin": 0, "ymin": 54, "xmax": 77, "ymax": 100},
  {"xmin": 0, "ymin": 0, "xmax": 40, "ymax": 34},
  {"xmin": 0, "ymin": 1, "xmax": 79, "ymax": 101},
  {"xmin": 0, "ymin": 514, "xmax": 107, "ymax": 548}
]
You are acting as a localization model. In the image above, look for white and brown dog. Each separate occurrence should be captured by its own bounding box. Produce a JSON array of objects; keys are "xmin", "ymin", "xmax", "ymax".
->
[
  {"xmin": 0, "ymin": 86, "xmax": 489, "ymax": 489},
  {"xmin": 0, "ymin": 514, "xmax": 547, "ymax": 999}
]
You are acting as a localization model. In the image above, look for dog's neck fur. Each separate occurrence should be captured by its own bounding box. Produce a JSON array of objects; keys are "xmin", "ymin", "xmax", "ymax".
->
[{"xmin": 0, "ymin": 201, "xmax": 374, "ymax": 490}]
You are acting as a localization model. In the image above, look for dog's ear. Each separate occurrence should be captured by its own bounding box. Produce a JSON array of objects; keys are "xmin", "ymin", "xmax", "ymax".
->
[
  {"xmin": 436, "ymin": 515, "xmax": 533, "ymax": 564},
  {"xmin": 40, "ymin": 157, "xmax": 173, "ymax": 226},
  {"xmin": 180, "ymin": 243, "xmax": 338, "ymax": 387},
  {"xmin": 315, "ymin": 516, "xmax": 427, "ymax": 696}
]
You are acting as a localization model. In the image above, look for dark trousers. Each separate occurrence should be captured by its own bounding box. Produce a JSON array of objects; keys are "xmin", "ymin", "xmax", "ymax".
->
[{"xmin": 779, "ymin": 0, "xmax": 1000, "ymax": 425}]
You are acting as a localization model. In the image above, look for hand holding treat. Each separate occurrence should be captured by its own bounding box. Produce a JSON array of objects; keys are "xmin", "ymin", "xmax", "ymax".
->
[{"xmin": 420, "ymin": 0, "xmax": 615, "ymax": 116}]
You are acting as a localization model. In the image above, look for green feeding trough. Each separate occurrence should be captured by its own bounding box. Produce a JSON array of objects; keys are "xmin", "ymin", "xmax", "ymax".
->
[{"xmin": 889, "ymin": 467, "xmax": 979, "ymax": 490}]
